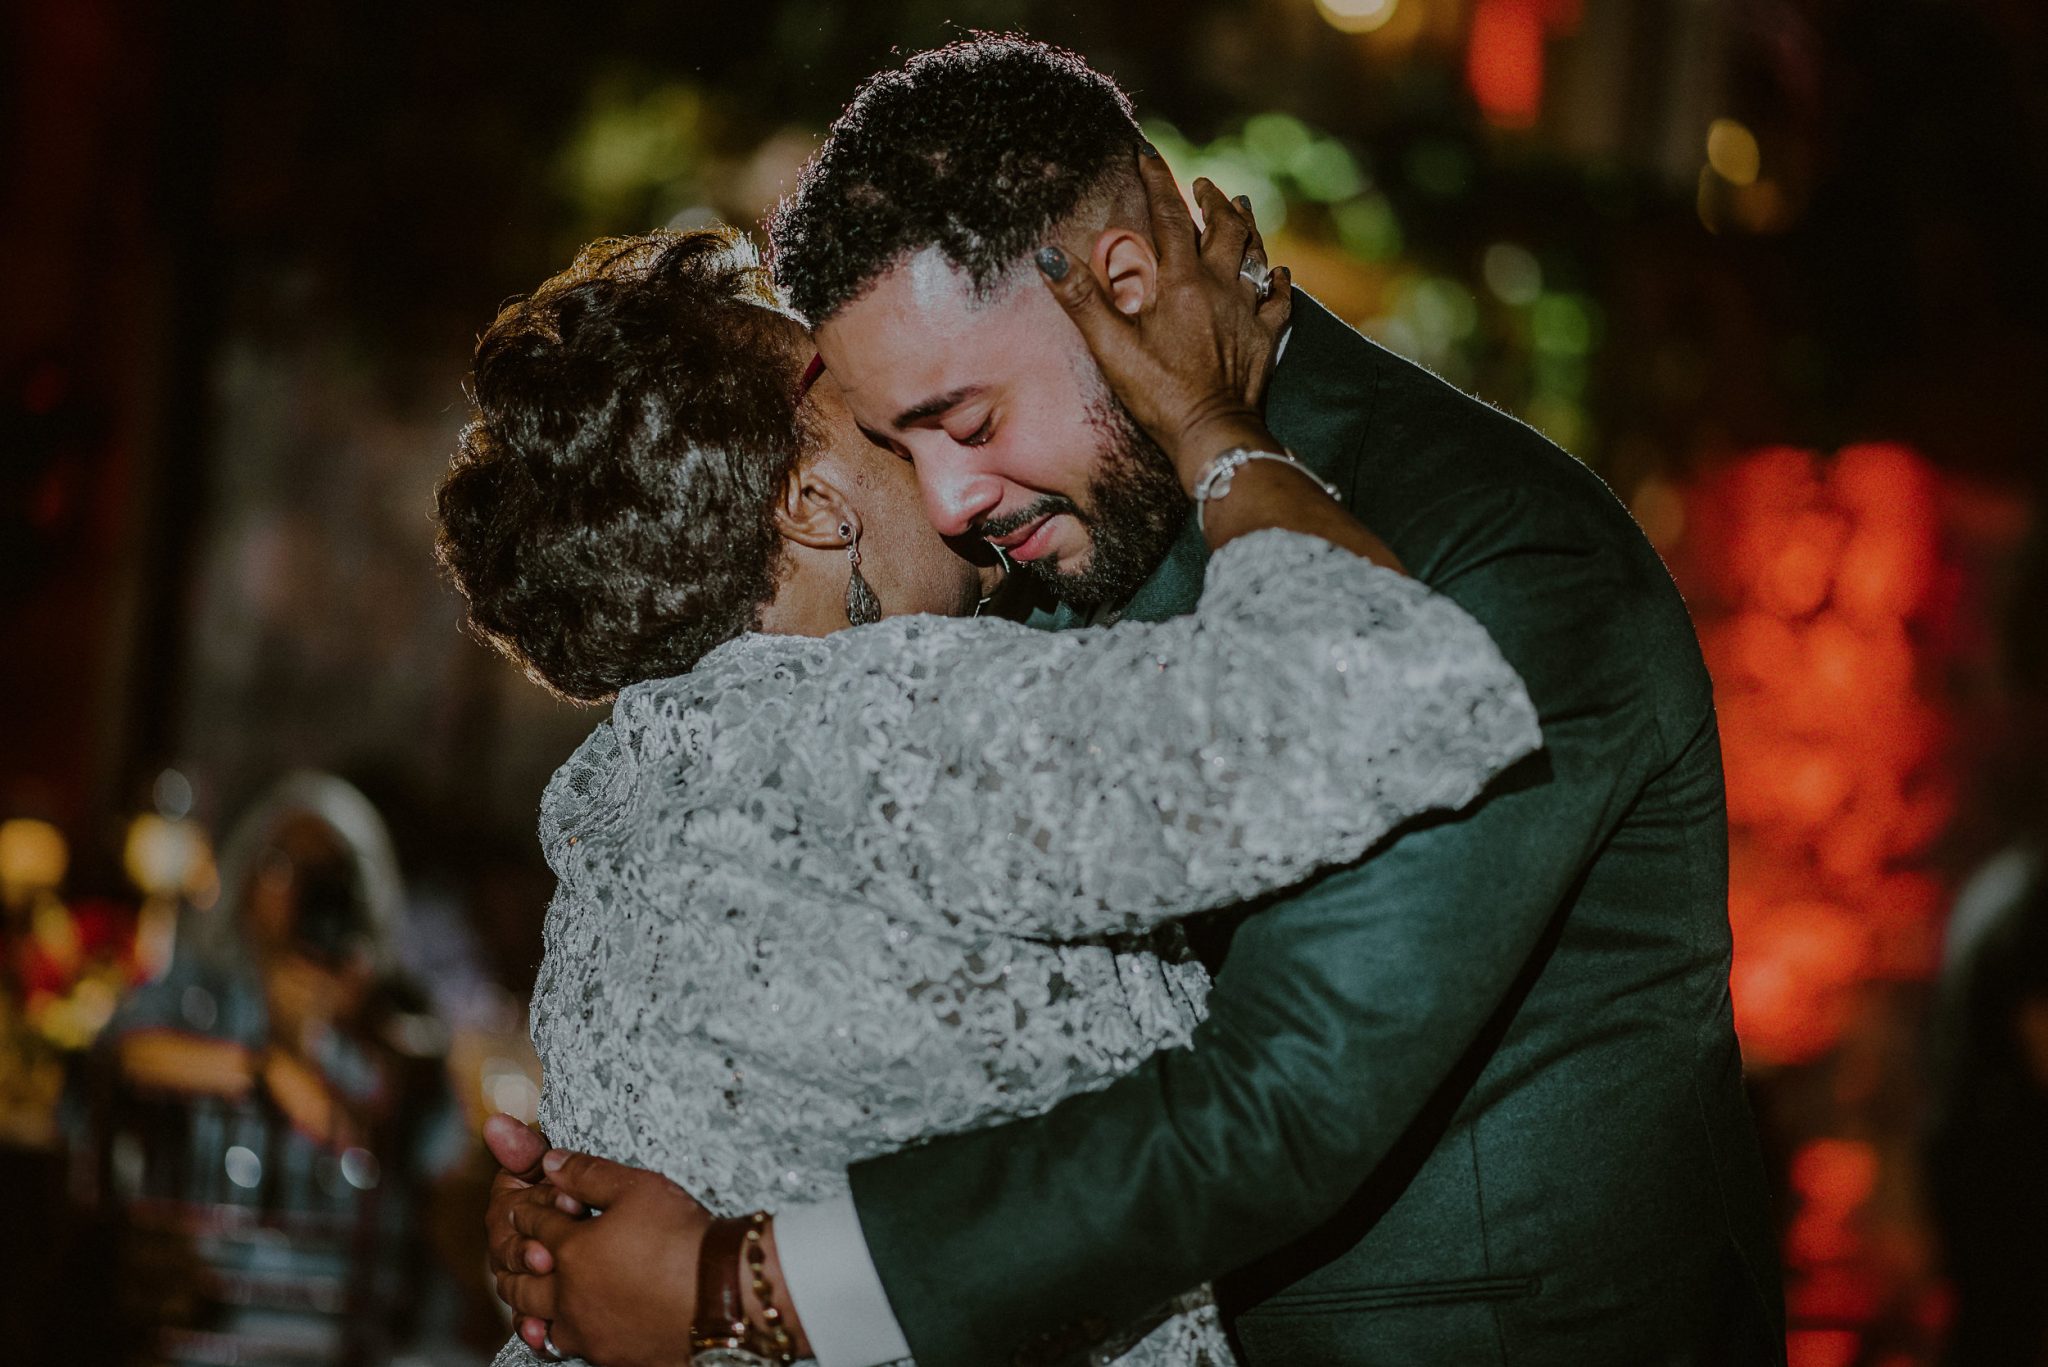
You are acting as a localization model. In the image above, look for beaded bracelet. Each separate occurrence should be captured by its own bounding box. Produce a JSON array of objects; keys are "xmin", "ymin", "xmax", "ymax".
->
[
  {"xmin": 688, "ymin": 1212, "xmax": 797, "ymax": 1364},
  {"xmin": 743, "ymin": 1212, "xmax": 798, "ymax": 1364}
]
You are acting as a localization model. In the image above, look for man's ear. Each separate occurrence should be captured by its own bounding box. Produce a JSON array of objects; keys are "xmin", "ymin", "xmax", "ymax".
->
[
  {"xmin": 1091, "ymin": 227, "xmax": 1157, "ymax": 317},
  {"xmin": 773, "ymin": 457, "xmax": 859, "ymax": 550}
]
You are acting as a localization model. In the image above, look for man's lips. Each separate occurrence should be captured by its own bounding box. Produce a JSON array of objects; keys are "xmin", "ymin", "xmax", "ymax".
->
[{"xmin": 987, "ymin": 514, "xmax": 1060, "ymax": 562}]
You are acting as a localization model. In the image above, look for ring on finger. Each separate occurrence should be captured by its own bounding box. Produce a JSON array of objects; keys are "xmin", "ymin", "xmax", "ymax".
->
[{"xmin": 1238, "ymin": 258, "xmax": 1273, "ymax": 304}]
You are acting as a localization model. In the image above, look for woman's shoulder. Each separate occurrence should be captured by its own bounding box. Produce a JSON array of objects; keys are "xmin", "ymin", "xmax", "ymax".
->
[{"xmin": 677, "ymin": 615, "xmax": 1035, "ymax": 688}]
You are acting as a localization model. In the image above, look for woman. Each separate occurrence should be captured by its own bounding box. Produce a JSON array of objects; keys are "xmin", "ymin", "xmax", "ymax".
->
[
  {"xmin": 436, "ymin": 191, "xmax": 1539, "ymax": 1365},
  {"xmin": 86, "ymin": 773, "xmax": 465, "ymax": 1363}
]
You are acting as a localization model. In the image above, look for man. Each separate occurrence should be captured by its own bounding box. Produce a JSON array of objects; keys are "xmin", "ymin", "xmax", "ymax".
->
[{"xmin": 490, "ymin": 35, "xmax": 1783, "ymax": 1366}]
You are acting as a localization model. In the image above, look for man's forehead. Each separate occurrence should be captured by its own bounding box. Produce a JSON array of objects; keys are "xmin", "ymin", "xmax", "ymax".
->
[
  {"xmin": 902, "ymin": 246, "xmax": 988, "ymax": 313},
  {"xmin": 819, "ymin": 247, "xmax": 1032, "ymax": 402},
  {"xmin": 843, "ymin": 250, "xmax": 1029, "ymax": 332}
]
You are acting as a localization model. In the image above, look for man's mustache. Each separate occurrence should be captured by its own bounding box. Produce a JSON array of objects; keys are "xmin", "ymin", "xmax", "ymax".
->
[{"xmin": 977, "ymin": 493, "xmax": 1081, "ymax": 541}]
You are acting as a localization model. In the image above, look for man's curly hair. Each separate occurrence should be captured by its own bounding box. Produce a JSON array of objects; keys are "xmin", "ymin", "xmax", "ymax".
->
[
  {"xmin": 769, "ymin": 34, "xmax": 1144, "ymax": 323},
  {"xmin": 435, "ymin": 227, "xmax": 806, "ymax": 704}
]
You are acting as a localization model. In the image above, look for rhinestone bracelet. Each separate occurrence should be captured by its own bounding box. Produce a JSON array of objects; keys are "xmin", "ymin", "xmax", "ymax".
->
[{"xmin": 1192, "ymin": 445, "xmax": 1341, "ymax": 532}]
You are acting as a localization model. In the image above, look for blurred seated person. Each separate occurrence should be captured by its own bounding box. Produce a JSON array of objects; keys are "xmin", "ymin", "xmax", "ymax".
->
[
  {"xmin": 1927, "ymin": 526, "xmax": 2048, "ymax": 1367},
  {"xmin": 76, "ymin": 772, "xmax": 466, "ymax": 1364}
]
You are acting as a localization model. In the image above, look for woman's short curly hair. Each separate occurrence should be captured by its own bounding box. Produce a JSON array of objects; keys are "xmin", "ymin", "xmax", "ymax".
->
[
  {"xmin": 768, "ymin": 33, "xmax": 1143, "ymax": 323},
  {"xmin": 435, "ymin": 227, "xmax": 805, "ymax": 704}
]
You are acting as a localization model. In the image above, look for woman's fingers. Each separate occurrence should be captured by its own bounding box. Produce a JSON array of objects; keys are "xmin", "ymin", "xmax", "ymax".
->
[
  {"xmin": 484, "ymin": 1113, "xmax": 550, "ymax": 1181},
  {"xmin": 510, "ymin": 1192, "xmax": 583, "ymax": 1248},
  {"xmin": 1035, "ymin": 244, "xmax": 1135, "ymax": 364},
  {"xmin": 1238, "ymin": 193, "xmax": 1268, "ymax": 275},
  {"xmin": 1192, "ymin": 178, "xmax": 1253, "ymax": 280},
  {"xmin": 1135, "ymin": 143, "xmax": 1199, "ymax": 270},
  {"xmin": 1252, "ymin": 265, "xmax": 1294, "ymax": 405},
  {"xmin": 497, "ymin": 1270, "xmax": 558, "ymax": 1322}
]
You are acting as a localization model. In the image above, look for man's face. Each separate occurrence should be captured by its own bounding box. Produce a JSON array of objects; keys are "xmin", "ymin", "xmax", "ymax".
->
[{"xmin": 814, "ymin": 247, "xmax": 1185, "ymax": 610}]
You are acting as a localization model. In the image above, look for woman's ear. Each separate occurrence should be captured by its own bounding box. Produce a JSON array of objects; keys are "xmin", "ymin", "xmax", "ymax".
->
[
  {"xmin": 1091, "ymin": 227, "xmax": 1158, "ymax": 317},
  {"xmin": 773, "ymin": 457, "xmax": 860, "ymax": 551}
]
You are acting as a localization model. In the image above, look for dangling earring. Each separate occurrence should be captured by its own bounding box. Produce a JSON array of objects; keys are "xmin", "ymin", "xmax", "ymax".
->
[
  {"xmin": 974, "ymin": 544, "xmax": 1016, "ymax": 618},
  {"xmin": 842, "ymin": 522, "xmax": 882, "ymax": 626}
]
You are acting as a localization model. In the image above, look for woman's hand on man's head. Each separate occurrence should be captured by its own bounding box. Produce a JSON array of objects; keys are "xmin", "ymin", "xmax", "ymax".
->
[{"xmin": 1034, "ymin": 144, "xmax": 1292, "ymax": 492}]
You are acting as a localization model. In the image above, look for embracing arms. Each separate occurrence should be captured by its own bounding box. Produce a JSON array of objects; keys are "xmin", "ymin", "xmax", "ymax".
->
[
  {"xmin": 848, "ymin": 485, "xmax": 1668, "ymax": 1362},
  {"xmin": 488, "ymin": 499, "xmax": 1653, "ymax": 1367},
  {"xmin": 482, "ymin": 153, "xmax": 1583, "ymax": 1367},
  {"xmin": 688, "ymin": 531, "xmax": 1539, "ymax": 944},
  {"xmin": 675, "ymin": 167, "xmax": 1537, "ymax": 944}
]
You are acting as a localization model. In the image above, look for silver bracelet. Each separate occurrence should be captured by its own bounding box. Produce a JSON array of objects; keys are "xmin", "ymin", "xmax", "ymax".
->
[{"xmin": 1191, "ymin": 445, "xmax": 1341, "ymax": 532}]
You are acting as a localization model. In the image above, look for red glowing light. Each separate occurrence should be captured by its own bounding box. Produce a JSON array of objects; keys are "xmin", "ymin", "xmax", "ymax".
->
[
  {"xmin": 1668, "ymin": 442, "xmax": 2027, "ymax": 1356},
  {"xmin": 1667, "ymin": 443, "xmax": 1960, "ymax": 1061},
  {"xmin": 1793, "ymin": 1138, "xmax": 1880, "ymax": 1209},
  {"xmin": 1787, "ymin": 1331, "xmax": 1860, "ymax": 1367},
  {"xmin": 1467, "ymin": 0, "xmax": 1545, "ymax": 129}
]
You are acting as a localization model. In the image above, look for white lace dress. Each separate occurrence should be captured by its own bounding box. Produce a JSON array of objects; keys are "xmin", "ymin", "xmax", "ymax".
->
[{"xmin": 495, "ymin": 530, "xmax": 1540, "ymax": 1367}]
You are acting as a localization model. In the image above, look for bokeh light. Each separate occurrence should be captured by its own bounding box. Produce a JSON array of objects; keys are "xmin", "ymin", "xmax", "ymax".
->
[
  {"xmin": 1708, "ymin": 117, "xmax": 1763, "ymax": 186},
  {"xmin": 1481, "ymin": 241, "xmax": 1543, "ymax": 305},
  {"xmin": 1467, "ymin": 0, "xmax": 1546, "ymax": 128},
  {"xmin": 0, "ymin": 819, "xmax": 67, "ymax": 905},
  {"xmin": 1314, "ymin": 0, "xmax": 1400, "ymax": 35}
]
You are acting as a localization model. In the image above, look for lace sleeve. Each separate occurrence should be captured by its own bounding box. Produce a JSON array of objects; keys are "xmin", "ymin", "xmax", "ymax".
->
[{"xmin": 664, "ymin": 529, "xmax": 1540, "ymax": 942}]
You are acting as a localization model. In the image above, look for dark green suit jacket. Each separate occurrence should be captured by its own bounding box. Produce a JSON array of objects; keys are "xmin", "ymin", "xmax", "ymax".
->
[{"xmin": 849, "ymin": 295, "xmax": 1785, "ymax": 1366}]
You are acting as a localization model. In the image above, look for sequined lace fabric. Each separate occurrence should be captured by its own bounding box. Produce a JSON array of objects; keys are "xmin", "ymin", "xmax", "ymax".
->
[{"xmin": 494, "ymin": 530, "xmax": 1540, "ymax": 1367}]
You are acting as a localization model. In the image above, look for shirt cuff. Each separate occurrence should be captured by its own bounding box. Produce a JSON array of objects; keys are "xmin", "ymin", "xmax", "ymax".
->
[{"xmin": 776, "ymin": 1195, "xmax": 913, "ymax": 1367}]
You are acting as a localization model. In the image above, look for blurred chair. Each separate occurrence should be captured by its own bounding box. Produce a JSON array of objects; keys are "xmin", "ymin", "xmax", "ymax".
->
[{"xmin": 73, "ymin": 772, "xmax": 461, "ymax": 1367}]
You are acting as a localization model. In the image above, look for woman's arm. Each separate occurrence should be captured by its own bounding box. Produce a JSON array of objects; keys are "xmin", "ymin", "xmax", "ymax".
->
[
  {"xmin": 673, "ymin": 528, "xmax": 1537, "ymax": 943},
  {"xmin": 662, "ymin": 158, "xmax": 1539, "ymax": 943},
  {"xmin": 914, "ymin": 533, "xmax": 1536, "ymax": 942}
]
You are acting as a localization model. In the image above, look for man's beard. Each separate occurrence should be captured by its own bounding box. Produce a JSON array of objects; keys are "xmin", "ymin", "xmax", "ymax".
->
[{"xmin": 982, "ymin": 390, "xmax": 1189, "ymax": 613}]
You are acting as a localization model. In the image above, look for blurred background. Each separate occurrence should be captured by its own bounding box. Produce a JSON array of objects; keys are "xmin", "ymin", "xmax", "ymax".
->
[{"xmin": 3, "ymin": 0, "xmax": 2044, "ymax": 1363}]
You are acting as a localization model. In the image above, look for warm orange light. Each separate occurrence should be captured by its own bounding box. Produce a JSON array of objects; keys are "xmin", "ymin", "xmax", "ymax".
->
[
  {"xmin": 1674, "ymin": 442, "xmax": 1959, "ymax": 1067},
  {"xmin": 1466, "ymin": 0, "xmax": 1544, "ymax": 129},
  {"xmin": 1758, "ymin": 534, "xmax": 1836, "ymax": 618},
  {"xmin": 1787, "ymin": 1329, "xmax": 1860, "ymax": 1367},
  {"xmin": 1787, "ymin": 1138, "xmax": 1880, "ymax": 1271},
  {"xmin": 1727, "ymin": 900, "xmax": 1867, "ymax": 1065},
  {"xmin": 0, "ymin": 818, "xmax": 68, "ymax": 904}
]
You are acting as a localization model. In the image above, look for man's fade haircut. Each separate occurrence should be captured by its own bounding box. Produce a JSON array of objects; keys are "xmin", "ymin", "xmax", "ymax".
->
[{"xmin": 769, "ymin": 34, "xmax": 1144, "ymax": 323}]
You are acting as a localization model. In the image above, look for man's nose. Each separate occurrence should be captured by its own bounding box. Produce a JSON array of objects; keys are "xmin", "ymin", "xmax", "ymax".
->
[{"xmin": 915, "ymin": 448, "xmax": 1007, "ymax": 538}]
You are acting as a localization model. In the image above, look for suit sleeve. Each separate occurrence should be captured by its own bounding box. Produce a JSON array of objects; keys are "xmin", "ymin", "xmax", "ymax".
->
[{"xmin": 846, "ymin": 489, "xmax": 1672, "ymax": 1365}]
